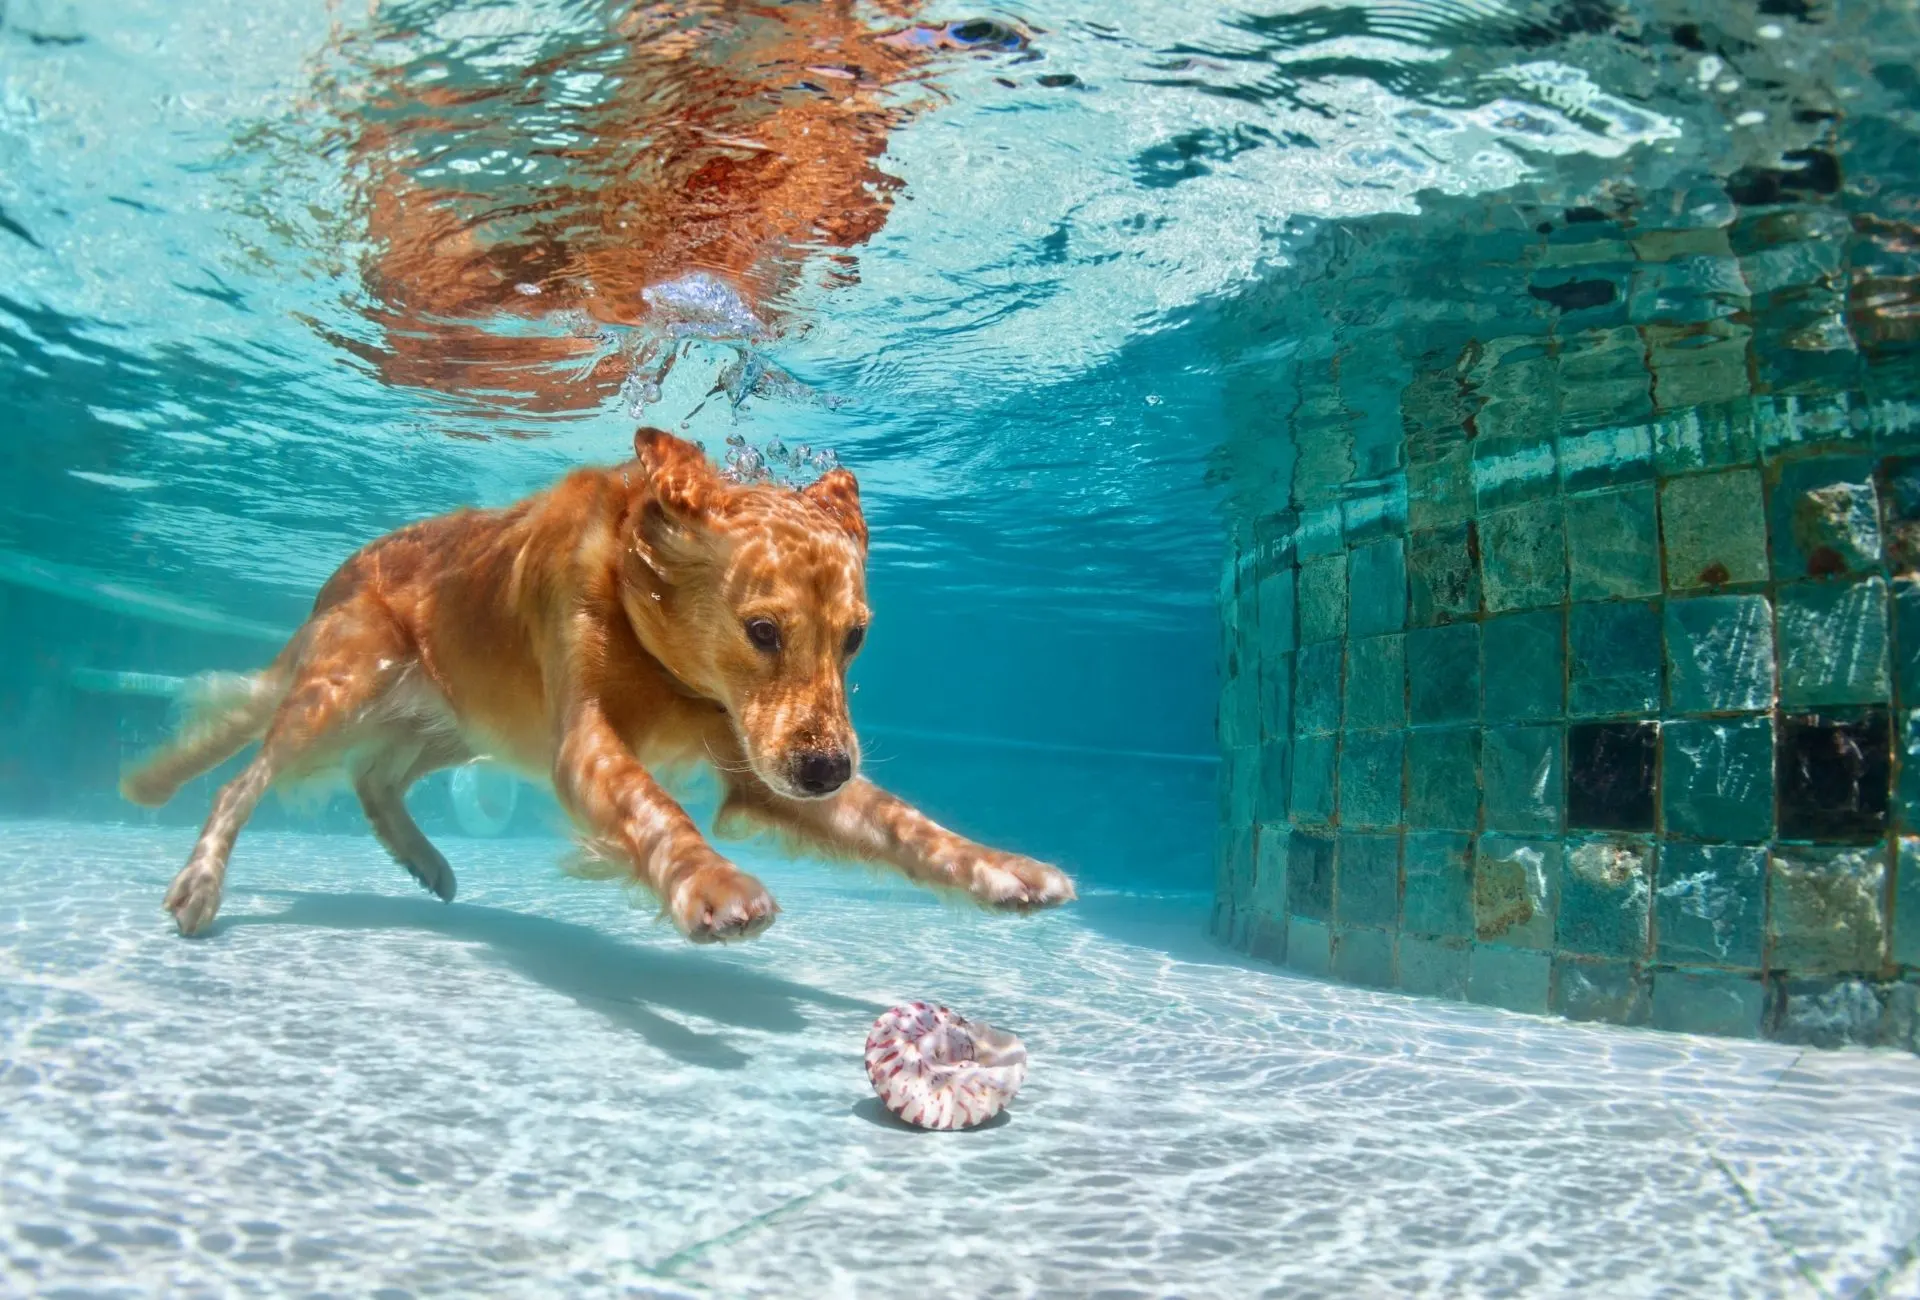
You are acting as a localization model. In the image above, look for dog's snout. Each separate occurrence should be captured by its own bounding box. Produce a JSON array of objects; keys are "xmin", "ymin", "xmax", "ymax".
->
[{"xmin": 792, "ymin": 749, "xmax": 852, "ymax": 796}]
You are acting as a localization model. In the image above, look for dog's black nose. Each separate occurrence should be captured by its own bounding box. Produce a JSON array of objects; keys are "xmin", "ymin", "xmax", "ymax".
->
[{"xmin": 793, "ymin": 750, "xmax": 852, "ymax": 796}]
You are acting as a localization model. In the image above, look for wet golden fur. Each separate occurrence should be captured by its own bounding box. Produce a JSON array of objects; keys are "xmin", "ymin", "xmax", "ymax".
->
[{"xmin": 124, "ymin": 427, "xmax": 1075, "ymax": 939}]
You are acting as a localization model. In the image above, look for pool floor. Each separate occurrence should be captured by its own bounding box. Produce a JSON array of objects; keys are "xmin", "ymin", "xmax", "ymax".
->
[{"xmin": 3, "ymin": 822, "xmax": 1918, "ymax": 1298}]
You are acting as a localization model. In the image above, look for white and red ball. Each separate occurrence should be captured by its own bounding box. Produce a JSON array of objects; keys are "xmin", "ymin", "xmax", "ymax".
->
[{"xmin": 864, "ymin": 1002, "xmax": 1027, "ymax": 1130}]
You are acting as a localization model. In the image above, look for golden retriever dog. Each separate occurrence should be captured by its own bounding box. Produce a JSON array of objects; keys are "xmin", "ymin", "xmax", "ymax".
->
[{"xmin": 122, "ymin": 427, "xmax": 1075, "ymax": 940}]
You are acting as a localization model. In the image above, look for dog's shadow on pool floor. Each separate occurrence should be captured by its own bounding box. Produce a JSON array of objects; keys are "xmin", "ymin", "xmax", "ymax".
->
[{"xmin": 218, "ymin": 891, "xmax": 883, "ymax": 1070}]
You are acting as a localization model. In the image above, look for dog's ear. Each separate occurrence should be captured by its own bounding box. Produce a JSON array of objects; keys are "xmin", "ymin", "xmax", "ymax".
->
[
  {"xmin": 801, "ymin": 467, "xmax": 868, "ymax": 552},
  {"xmin": 633, "ymin": 426, "xmax": 718, "ymax": 519}
]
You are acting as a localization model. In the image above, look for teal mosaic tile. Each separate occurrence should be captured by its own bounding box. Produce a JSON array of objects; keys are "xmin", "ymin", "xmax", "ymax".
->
[
  {"xmin": 1246, "ymin": 915, "xmax": 1287, "ymax": 964},
  {"xmin": 1250, "ymin": 822, "xmax": 1289, "ymax": 918},
  {"xmin": 1899, "ymin": 838, "xmax": 1920, "ymax": 968},
  {"xmin": 1483, "ymin": 610, "xmax": 1565, "ymax": 723},
  {"xmin": 1468, "ymin": 944, "xmax": 1552, "ymax": 1014},
  {"xmin": 1286, "ymin": 917, "xmax": 1332, "ymax": 976},
  {"xmin": 1254, "ymin": 565, "xmax": 1296, "ymax": 655},
  {"xmin": 1569, "ymin": 601, "xmax": 1662, "ymax": 717},
  {"xmin": 1661, "ymin": 718, "xmax": 1774, "ymax": 842},
  {"xmin": 1260, "ymin": 650, "xmax": 1295, "ymax": 742},
  {"xmin": 1777, "ymin": 578, "xmax": 1891, "ymax": 707},
  {"xmin": 1344, "ymin": 634, "xmax": 1405, "ymax": 733},
  {"xmin": 1290, "ymin": 733, "xmax": 1337, "ymax": 827},
  {"xmin": 1295, "ymin": 640, "xmax": 1344, "ymax": 735},
  {"xmin": 1770, "ymin": 454, "xmax": 1883, "ymax": 579},
  {"xmin": 1336, "ymin": 833, "xmax": 1402, "ymax": 928},
  {"xmin": 1408, "ymin": 524, "xmax": 1480, "ymax": 626},
  {"xmin": 1406, "ymin": 727, "xmax": 1480, "ymax": 830},
  {"xmin": 1407, "ymin": 446, "xmax": 1474, "ymax": 529},
  {"xmin": 1884, "ymin": 457, "xmax": 1920, "ymax": 574},
  {"xmin": 1567, "ymin": 485, "xmax": 1662, "ymax": 601},
  {"xmin": 1480, "ymin": 499, "xmax": 1568, "ymax": 613},
  {"xmin": 1652, "ymin": 400, "xmax": 1761, "ymax": 475},
  {"xmin": 1398, "ymin": 936, "xmax": 1470, "ymax": 999},
  {"xmin": 1339, "ymin": 732, "xmax": 1404, "ymax": 829},
  {"xmin": 1482, "ymin": 725, "xmax": 1563, "ymax": 834},
  {"xmin": 1769, "ymin": 845, "xmax": 1889, "ymax": 974},
  {"xmin": 1256, "ymin": 741, "xmax": 1292, "ymax": 824},
  {"xmin": 1551, "ymin": 957, "xmax": 1651, "ymax": 1025},
  {"xmin": 1767, "ymin": 976, "xmax": 1893, "ymax": 1049},
  {"xmin": 1298, "ymin": 555, "xmax": 1348, "ymax": 644},
  {"xmin": 1900, "ymin": 709, "xmax": 1920, "ymax": 828},
  {"xmin": 1656, "ymin": 843, "xmax": 1766, "ymax": 968},
  {"xmin": 1407, "ymin": 622, "xmax": 1482, "ymax": 724},
  {"xmin": 1660, "ymin": 467, "xmax": 1770, "ymax": 590},
  {"xmin": 1894, "ymin": 577, "xmax": 1920, "ymax": 704},
  {"xmin": 1474, "ymin": 835, "xmax": 1560, "ymax": 949},
  {"xmin": 1665, "ymin": 595, "xmax": 1774, "ymax": 714},
  {"xmin": 1556, "ymin": 837, "xmax": 1652, "ymax": 959},
  {"xmin": 1403, "ymin": 831, "xmax": 1474, "ymax": 938},
  {"xmin": 1286, "ymin": 830, "xmax": 1335, "ymax": 921},
  {"xmin": 1348, "ymin": 536, "xmax": 1407, "ymax": 638},
  {"xmin": 1332, "ymin": 926, "xmax": 1396, "ymax": 988},
  {"xmin": 1650, "ymin": 969, "xmax": 1765, "ymax": 1038}
]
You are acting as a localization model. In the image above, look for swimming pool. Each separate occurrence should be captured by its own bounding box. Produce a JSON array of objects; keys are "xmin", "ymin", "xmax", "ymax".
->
[{"xmin": 4, "ymin": 0, "xmax": 1919, "ymax": 1294}]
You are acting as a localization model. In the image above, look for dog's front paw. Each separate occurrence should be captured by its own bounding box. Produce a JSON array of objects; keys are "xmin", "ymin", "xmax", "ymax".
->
[
  {"xmin": 164, "ymin": 861, "xmax": 223, "ymax": 936},
  {"xmin": 967, "ymin": 852, "xmax": 1076, "ymax": 914},
  {"xmin": 669, "ymin": 856, "xmax": 778, "ymax": 944}
]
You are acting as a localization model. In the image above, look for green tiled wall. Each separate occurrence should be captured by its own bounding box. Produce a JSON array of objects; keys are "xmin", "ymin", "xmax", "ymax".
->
[{"xmin": 1210, "ymin": 164, "xmax": 1920, "ymax": 1047}]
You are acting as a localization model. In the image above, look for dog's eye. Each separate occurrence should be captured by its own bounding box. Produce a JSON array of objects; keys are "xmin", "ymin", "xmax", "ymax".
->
[
  {"xmin": 844, "ymin": 625, "xmax": 866, "ymax": 656},
  {"xmin": 745, "ymin": 618, "xmax": 781, "ymax": 652}
]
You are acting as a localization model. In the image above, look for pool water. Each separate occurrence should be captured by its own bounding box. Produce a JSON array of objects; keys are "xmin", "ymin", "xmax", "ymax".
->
[{"xmin": 5, "ymin": 0, "xmax": 1920, "ymax": 1294}]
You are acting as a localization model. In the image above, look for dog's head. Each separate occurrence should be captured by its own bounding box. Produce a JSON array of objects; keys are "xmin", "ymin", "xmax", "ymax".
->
[{"xmin": 621, "ymin": 427, "xmax": 869, "ymax": 799}]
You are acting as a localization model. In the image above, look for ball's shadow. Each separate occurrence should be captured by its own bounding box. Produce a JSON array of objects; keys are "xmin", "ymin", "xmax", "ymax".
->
[{"xmin": 849, "ymin": 1095, "xmax": 1012, "ymax": 1133}]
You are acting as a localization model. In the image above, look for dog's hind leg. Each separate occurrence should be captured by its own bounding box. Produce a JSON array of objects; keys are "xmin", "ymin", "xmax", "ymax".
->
[
  {"xmin": 164, "ymin": 605, "xmax": 411, "ymax": 936},
  {"xmin": 354, "ymin": 737, "xmax": 468, "ymax": 903}
]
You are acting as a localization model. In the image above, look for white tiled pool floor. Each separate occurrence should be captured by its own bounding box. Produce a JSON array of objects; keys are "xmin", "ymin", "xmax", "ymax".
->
[{"xmin": 3, "ymin": 822, "xmax": 1918, "ymax": 1298}]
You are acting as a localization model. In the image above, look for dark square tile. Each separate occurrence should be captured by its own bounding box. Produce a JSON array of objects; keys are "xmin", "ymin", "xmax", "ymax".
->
[
  {"xmin": 1348, "ymin": 537, "xmax": 1406, "ymax": 638},
  {"xmin": 1765, "ymin": 976, "xmax": 1899, "ymax": 1049},
  {"xmin": 1332, "ymin": 927, "xmax": 1396, "ymax": 988},
  {"xmin": 1408, "ymin": 524, "xmax": 1480, "ymax": 626},
  {"xmin": 1408, "ymin": 622, "xmax": 1482, "ymax": 724},
  {"xmin": 1298, "ymin": 555, "xmax": 1348, "ymax": 644},
  {"xmin": 1295, "ymin": 640, "xmax": 1344, "ymax": 735},
  {"xmin": 1481, "ymin": 499, "xmax": 1567, "ymax": 613},
  {"xmin": 1484, "ymin": 725, "xmax": 1564, "ymax": 833},
  {"xmin": 1406, "ymin": 726, "xmax": 1480, "ymax": 830},
  {"xmin": 1769, "ymin": 454, "xmax": 1883, "ymax": 579},
  {"xmin": 1661, "ymin": 467, "xmax": 1769, "ymax": 590},
  {"xmin": 1338, "ymin": 731, "xmax": 1404, "ymax": 829},
  {"xmin": 1285, "ymin": 830, "xmax": 1335, "ymax": 921},
  {"xmin": 1344, "ymin": 634, "xmax": 1405, "ymax": 732},
  {"xmin": 1567, "ymin": 484, "xmax": 1661, "ymax": 601},
  {"xmin": 1552, "ymin": 957, "xmax": 1651, "ymax": 1025},
  {"xmin": 1656, "ymin": 843, "xmax": 1766, "ymax": 968},
  {"xmin": 1778, "ymin": 578, "xmax": 1891, "ymax": 707},
  {"xmin": 1665, "ymin": 595, "xmax": 1774, "ymax": 714},
  {"xmin": 1567, "ymin": 721, "xmax": 1657, "ymax": 831},
  {"xmin": 1483, "ymin": 610, "xmax": 1565, "ymax": 723},
  {"xmin": 1662, "ymin": 718, "xmax": 1773, "ymax": 842},
  {"xmin": 1778, "ymin": 708, "xmax": 1891, "ymax": 841},
  {"xmin": 1894, "ymin": 577, "xmax": 1920, "ymax": 705},
  {"xmin": 1557, "ymin": 837, "xmax": 1652, "ymax": 959},
  {"xmin": 1290, "ymin": 732, "xmax": 1337, "ymax": 827},
  {"xmin": 1881, "ymin": 456, "xmax": 1920, "ymax": 575},
  {"xmin": 1403, "ymin": 831, "xmax": 1474, "ymax": 938},
  {"xmin": 1336, "ymin": 833, "xmax": 1401, "ymax": 928},
  {"xmin": 1474, "ymin": 835, "xmax": 1560, "ymax": 949},
  {"xmin": 1769, "ymin": 845, "xmax": 1888, "ymax": 974},
  {"xmin": 1570, "ymin": 601, "xmax": 1662, "ymax": 717}
]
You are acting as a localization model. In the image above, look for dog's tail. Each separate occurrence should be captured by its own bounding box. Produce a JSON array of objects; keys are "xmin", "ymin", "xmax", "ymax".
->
[{"xmin": 120, "ymin": 667, "xmax": 289, "ymax": 808}]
